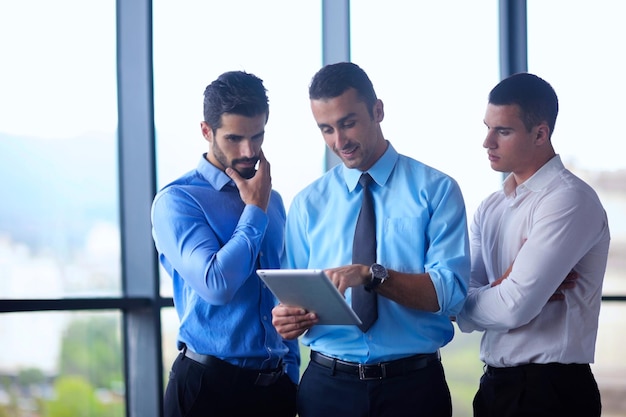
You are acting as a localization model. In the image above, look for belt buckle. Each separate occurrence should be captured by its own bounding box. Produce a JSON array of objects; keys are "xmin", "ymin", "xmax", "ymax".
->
[
  {"xmin": 254, "ymin": 372, "xmax": 278, "ymax": 386},
  {"xmin": 358, "ymin": 363, "xmax": 385, "ymax": 380},
  {"xmin": 254, "ymin": 363, "xmax": 284, "ymax": 386}
]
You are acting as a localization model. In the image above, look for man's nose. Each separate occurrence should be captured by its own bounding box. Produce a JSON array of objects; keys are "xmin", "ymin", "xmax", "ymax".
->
[
  {"xmin": 334, "ymin": 130, "xmax": 349, "ymax": 148},
  {"xmin": 483, "ymin": 131, "xmax": 496, "ymax": 149},
  {"xmin": 240, "ymin": 140, "xmax": 256, "ymax": 158}
]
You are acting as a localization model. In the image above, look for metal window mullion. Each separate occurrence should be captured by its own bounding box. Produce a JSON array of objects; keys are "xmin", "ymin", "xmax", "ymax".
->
[
  {"xmin": 321, "ymin": 0, "xmax": 350, "ymax": 171},
  {"xmin": 116, "ymin": 0, "xmax": 162, "ymax": 416},
  {"xmin": 498, "ymin": 0, "xmax": 527, "ymax": 78}
]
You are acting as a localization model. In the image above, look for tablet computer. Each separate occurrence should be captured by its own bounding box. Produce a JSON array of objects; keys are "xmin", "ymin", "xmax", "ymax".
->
[{"xmin": 257, "ymin": 269, "xmax": 362, "ymax": 326}]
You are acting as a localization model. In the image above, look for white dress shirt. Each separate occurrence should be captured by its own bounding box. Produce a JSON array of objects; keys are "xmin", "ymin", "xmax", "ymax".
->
[{"xmin": 457, "ymin": 155, "xmax": 610, "ymax": 367}]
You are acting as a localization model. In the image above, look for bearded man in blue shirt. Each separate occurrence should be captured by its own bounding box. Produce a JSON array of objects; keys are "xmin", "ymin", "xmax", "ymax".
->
[
  {"xmin": 272, "ymin": 62, "xmax": 470, "ymax": 417},
  {"xmin": 152, "ymin": 71, "xmax": 299, "ymax": 417}
]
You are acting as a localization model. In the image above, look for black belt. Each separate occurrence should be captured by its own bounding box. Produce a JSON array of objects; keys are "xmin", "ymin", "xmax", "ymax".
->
[
  {"xmin": 183, "ymin": 348, "xmax": 285, "ymax": 387},
  {"xmin": 486, "ymin": 363, "xmax": 591, "ymax": 377},
  {"xmin": 310, "ymin": 350, "xmax": 439, "ymax": 380}
]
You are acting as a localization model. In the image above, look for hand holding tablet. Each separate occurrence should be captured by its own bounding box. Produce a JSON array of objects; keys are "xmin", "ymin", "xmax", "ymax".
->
[{"xmin": 257, "ymin": 269, "xmax": 362, "ymax": 326}]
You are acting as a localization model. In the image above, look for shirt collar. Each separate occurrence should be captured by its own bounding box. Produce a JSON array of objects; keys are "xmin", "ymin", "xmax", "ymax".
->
[
  {"xmin": 196, "ymin": 153, "xmax": 234, "ymax": 190},
  {"xmin": 503, "ymin": 154, "xmax": 564, "ymax": 196},
  {"xmin": 343, "ymin": 141, "xmax": 398, "ymax": 192}
]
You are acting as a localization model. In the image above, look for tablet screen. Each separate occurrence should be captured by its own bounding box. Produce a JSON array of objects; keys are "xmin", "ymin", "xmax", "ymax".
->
[{"xmin": 257, "ymin": 269, "xmax": 362, "ymax": 326}]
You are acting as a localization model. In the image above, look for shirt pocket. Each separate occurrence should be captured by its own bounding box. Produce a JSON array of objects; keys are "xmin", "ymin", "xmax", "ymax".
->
[{"xmin": 382, "ymin": 217, "xmax": 427, "ymax": 271}]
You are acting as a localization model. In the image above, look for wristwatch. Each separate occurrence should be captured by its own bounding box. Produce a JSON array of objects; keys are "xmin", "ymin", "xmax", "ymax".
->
[{"xmin": 366, "ymin": 263, "xmax": 388, "ymax": 291}]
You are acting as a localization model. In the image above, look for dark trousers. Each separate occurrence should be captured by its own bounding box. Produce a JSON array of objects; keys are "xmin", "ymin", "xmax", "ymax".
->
[
  {"xmin": 163, "ymin": 352, "xmax": 297, "ymax": 417},
  {"xmin": 297, "ymin": 355, "xmax": 452, "ymax": 417},
  {"xmin": 473, "ymin": 363, "xmax": 601, "ymax": 417}
]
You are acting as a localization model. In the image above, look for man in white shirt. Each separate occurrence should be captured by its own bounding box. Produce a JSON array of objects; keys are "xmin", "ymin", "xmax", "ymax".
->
[{"xmin": 456, "ymin": 72, "xmax": 610, "ymax": 417}]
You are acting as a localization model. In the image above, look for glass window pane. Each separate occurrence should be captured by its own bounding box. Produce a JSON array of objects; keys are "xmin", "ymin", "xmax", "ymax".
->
[
  {"xmin": 0, "ymin": 0, "xmax": 121, "ymax": 299},
  {"xmin": 351, "ymin": 3, "xmax": 499, "ymax": 416},
  {"xmin": 529, "ymin": 2, "xmax": 626, "ymax": 414},
  {"xmin": 441, "ymin": 328, "xmax": 483, "ymax": 416},
  {"xmin": 0, "ymin": 311, "xmax": 125, "ymax": 417},
  {"xmin": 160, "ymin": 307, "xmax": 179, "ymax": 388},
  {"xmin": 528, "ymin": 0, "xmax": 626, "ymax": 297},
  {"xmin": 351, "ymin": 0, "xmax": 502, "ymax": 217},
  {"xmin": 594, "ymin": 303, "xmax": 626, "ymax": 416},
  {"xmin": 153, "ymin": 0, "xmax": 323, "ymax": 297}
]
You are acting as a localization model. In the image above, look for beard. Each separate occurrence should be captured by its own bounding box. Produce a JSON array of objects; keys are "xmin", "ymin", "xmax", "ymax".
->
[
  {"xmin": 212, "ymin": 142, "xmax": 257, "ymax": 179},
  {"xmin": 233, "ymin": 163, "xmax": 257, "ymax": 179}
]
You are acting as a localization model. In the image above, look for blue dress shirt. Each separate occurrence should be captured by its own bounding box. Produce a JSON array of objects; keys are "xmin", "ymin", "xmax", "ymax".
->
[
  {"xmin": 151, "ymin": 155, "xmax": 300, "ymax": 383},
  {"xmin": 285, "ymin": 142, "xmax": 470, "ymax": 363}
]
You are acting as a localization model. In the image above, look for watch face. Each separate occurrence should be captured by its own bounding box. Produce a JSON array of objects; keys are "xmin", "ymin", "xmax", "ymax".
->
[{"xmin": 371, "ymin": 263, "xmax": 387, "ymax": 279}]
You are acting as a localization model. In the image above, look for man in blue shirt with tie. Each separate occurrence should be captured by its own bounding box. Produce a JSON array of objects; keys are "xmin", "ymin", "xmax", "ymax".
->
[
  {"xmin": 272, "ymin": 62, "xmax": 470, "ymax": 416},
  {"xmin": 152, "ymin": 71, "xmax": 299, "ymax": 417}
]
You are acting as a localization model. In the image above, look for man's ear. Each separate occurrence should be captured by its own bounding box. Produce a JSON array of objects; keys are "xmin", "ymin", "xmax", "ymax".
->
[
  {"xmin": 200, "ymin": 121, "xmax": 214, "ymax": 143},
  {"xmin": 534, "ymin": 122, "xmax": 551, "ymax": 146},
  {"xmin": 373, "ymin": 99, "xmax": 384, "ymax": 123}
]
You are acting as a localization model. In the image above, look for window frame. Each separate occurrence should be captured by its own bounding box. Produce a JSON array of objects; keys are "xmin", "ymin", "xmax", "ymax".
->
[{"xmin": 1, "ymin": 2, "xmax": 623, "ymax": 417}]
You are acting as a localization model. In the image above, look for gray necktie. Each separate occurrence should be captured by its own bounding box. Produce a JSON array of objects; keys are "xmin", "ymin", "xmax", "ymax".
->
[{"xmin": 351, "ymin": 173, "xmax": 378, "ymax": 332}]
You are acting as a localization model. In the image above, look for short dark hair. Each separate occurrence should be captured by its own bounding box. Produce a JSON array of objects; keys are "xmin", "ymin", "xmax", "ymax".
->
[
  {"xmin": 203, "ymin": 71, "xmax": 269, "ymax": 130},
  {"xmin": 309, "ymin": 62, "xmax": 378, "ymax": 117},
  {"xmin": 489, "ymin": 72, "xmax": 559, "ymax": 136}
]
